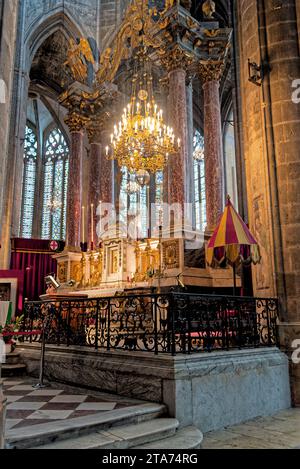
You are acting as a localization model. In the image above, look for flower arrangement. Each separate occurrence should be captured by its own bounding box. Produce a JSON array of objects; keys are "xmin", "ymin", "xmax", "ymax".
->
[{"xmin": 0, "ymin": 316, "xmax": 24, "ymax": 349}]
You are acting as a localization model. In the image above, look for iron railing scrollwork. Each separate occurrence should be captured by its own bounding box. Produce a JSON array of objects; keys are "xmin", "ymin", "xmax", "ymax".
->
[{"xmin": 20, "ymin": 293, "xmax": 279, "ymax": 355}]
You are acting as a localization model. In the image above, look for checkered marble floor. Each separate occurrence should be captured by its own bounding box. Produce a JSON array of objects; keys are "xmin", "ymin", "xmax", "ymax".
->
[{"xmin": 3, "ymin": 378, "xmax": 139, "ymax": 431}]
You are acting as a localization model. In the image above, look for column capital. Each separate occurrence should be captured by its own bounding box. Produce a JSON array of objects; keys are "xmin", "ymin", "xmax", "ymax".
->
[
  {"xmin": 86, "ymin": 114, "xmax": 110, "ymax": 144},
  {"xmin": 198, "ymin": 61, "xmax": 225, "ymax": 85},
  {"xmin": 65, "ymin": 111, "xmax": 89, "ymax": 133},
  {"xmin": 160, "ymin": 46, "xmax": 195, "ymax": 75}
]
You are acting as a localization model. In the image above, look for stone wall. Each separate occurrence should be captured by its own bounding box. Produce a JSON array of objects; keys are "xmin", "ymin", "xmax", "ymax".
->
[
  {"xmin": 0, "ymin": 0, "xmax": 19, "ymax": 262},
  {"xmin": 0, "ymin": 0, "xmax": 129, "ymax": 268},
  {"xmin": 236, "ymin": 0, "xmax": 300, "ymax": 404},
  {"xmin": 20, "ymin": 344, "xmax": 291, "ymax": 433}
]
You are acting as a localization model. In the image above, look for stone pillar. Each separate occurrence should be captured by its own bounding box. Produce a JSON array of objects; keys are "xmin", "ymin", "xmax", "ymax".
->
[
  {"xmin": 236, "ymin": 0, "xmax": 300, "ymax": 405},
  {"xmin": 262, "ymin": 0, "xmax": 300, "ymax": 406},
  {"xmin": 168, "ymin": 67, "xmax": 188, "ymax": 209},
  {"xmin": 200, "ymin": 66, "xmax": 224, "ymax": 232},
  {"xmin": 65, "ymin": 114, "xmax": 85, "ymax": 251}
]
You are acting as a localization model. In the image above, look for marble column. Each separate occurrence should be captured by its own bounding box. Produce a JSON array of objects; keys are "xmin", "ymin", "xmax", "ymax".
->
[
  {"xmin": 99, "ymin": 130, "xmax": 113, "ymax": 206},
  {"xmin": 88, "ymin": 140, "xmax": 102, "ymax": 247},
  {"xmin": 168, "ymin": 68, "xmax": 188, "ymax": 209},
  {"xmin": 65, "ymin": 117, "xmax": 84, "ymax": 251},
  {"xmin": 87, "ymin": 127, "xmax": 113, "ymax": 245},
  {"xmin": 202, "ymin": 77, "xmax": 224, "ymax": 232}
]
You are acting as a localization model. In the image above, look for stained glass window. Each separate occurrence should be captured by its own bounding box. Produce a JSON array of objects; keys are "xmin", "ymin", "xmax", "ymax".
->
[
  {"xmin": 20, "ymin": 125, "xmax": 38, "ymax": 238},
  {"xmin": 193, "ymin": 130, "xmax": 206, "ymax": 232},
  {"xmin": 119, "ymin": 167, "xmax": 148, "ymax": 239},
  {"xmin": 41, "ymin": 128, "xmax": 69, "ymax": 240},
  {"xmin": 155, "ymin": 171, "xmax": 163, "ymax": 226}
]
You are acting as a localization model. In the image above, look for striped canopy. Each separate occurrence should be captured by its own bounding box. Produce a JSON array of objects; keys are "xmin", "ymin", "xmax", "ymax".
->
[{"xmin": 206, "ymin": 197, "xmax": 261, "ymax": 267}]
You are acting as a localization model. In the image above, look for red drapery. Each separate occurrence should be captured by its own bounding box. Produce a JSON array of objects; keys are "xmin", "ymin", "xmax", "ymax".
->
[{"xmin": 10, "ymin": 238, "xmax": 64, "ymax": 302}]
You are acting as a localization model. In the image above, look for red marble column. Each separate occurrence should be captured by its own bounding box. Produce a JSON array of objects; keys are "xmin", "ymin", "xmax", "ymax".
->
[
  {"xmin": 88, "ymin": 129, "xmax": 113, "ymax": 246},
  {"xmin": 66, "ymin": 129, "xmax": 84, "ymax": 250},
  {"xmin": 99, "ymin": 130, "xmax": 113, "ymax": 205},
  {"xmin": 168, "ymin": 68, "xmax": 188, "ymax": 208},
  {"xmin": 88, "ymin": 141, "xmax": 102, "ymax": 247},
  {"xmin": 203, "ymin": 79, "xmax": 224, "ymax": 231}
]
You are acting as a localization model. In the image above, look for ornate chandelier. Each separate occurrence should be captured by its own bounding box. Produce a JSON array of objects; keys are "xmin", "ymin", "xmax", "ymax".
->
[{"xmin": 106, "ymin": 50, "xmax": 180, "ymax": 173}]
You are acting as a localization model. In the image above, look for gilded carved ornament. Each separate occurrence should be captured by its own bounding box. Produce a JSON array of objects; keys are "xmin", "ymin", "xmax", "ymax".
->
[
  {"xmin": 86, "ymin": 113, "xmax": 110, "ymax": 143},
  {"xmin": 64, "ymin": 112, "xmax": 90, "ymax": 133},
  {"xmin": 198, "ymin": 60, "xmax": 225, "ymax": 83},
  {"xmin": 96, "ymin": 0, "xmax": 174, "ymax": 86},
  {"xmin": 159, "ymin": 45, "xmax": 195, "ymax": 73},
  {"xmin": 64, "ymin": 38, "xmax": 95, "ymax": 83}
]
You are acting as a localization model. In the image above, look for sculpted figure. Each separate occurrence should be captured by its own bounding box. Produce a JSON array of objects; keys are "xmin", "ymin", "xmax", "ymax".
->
[
  {"xmin": 202, "ymin": 0, "xmax": 216, "ymax": 19},
  {"xmin": 65, "ymin": 38, "xmax": 94, "ymax": 83}
]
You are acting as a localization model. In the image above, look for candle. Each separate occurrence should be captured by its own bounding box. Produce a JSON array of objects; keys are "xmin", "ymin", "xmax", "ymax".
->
[
  {"xmin": 82, "ymin": 206, "xmax": 85, "ymax": 242},
  {"xmin": 91, "ymin": 204, "xmax": 94, "ymax": 244},
  {"xmin": 99, "ymin": 200, "xmax": 102, "ymax": 232}
]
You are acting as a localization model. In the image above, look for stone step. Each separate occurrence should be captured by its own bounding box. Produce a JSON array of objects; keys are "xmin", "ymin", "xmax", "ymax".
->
[
  {"xmin": 135, "ymin": 426, "xmax": 203, "ymax": 449},
  {"xmin": 5, "ymin": 352, "xmax": 21, "ymax": 365},
  {"xmin": 2, "ymin": 363, "xmax": 26, "ymax": 377},
  {"xmin": 5, "ymin": 403, "xmax": 166, "ymax": 449},
  {"xmin": 30, "ymin": 418, "xmax": 179, "ymax": 449}
]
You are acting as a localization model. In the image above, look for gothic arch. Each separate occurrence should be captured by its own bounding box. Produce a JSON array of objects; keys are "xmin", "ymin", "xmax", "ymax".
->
[{"xmin": 24, "ymin": 9, "xmax": 86, "ymax": 71}]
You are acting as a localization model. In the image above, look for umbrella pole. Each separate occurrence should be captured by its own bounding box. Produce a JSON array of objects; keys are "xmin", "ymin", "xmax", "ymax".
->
[{"xmin": 233, "ymin": 263, "xmax": 237, "ymax": 296}]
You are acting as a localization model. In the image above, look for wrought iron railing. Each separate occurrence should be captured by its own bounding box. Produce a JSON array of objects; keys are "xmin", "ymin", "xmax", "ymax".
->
[{"xmin": 20, "ymin": 293, "xmax": 279, "ymax": 355}]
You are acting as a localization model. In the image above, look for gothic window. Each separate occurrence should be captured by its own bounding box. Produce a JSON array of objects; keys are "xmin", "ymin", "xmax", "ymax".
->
[
  {"xmin": 41, "ymin": 128, "xmax": 69, "ymax": 240},
  {"xmin": 20, "ymin": 125, "xmax": 38, "ymax": 238},
  {"xmin": 224, "ymin": 109, "xmax": 238, "ymax": 209},
  {"xmin": 155, "ymin": 171, "xmax": 163, "ymax": 226},
  {"xmin": 193, "ymin": 130, "xmax": 206, "ymax": 232},
  {"xmin": 119, "ymin": 167, "xmax": 149, "ymax": 239}
]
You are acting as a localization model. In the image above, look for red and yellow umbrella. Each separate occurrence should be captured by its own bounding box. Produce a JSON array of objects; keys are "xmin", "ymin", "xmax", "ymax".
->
[{"xmin": 206, "ymin": 196, "xmax": 261, "ymax": 293}]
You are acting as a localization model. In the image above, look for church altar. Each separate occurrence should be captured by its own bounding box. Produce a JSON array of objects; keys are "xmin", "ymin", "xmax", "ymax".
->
[{"xmin": 53, "ymin": 225, "xmax": 240, "ymax": 298}]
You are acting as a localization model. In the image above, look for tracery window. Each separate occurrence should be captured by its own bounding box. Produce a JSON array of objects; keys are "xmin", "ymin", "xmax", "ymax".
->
[
  {"xmin": 119, "ymin": 168, "xmax": 164, "ymax": 238},
  {"xmin": 155, "ymin": 171, "xmax": 163, "ymax": 227},
  {"xmin": 20, "ymin": 125, "xmax": 38, "ymax": 238},
  {"xmin": 20, "ymin": 124, "xmax": 69, "ymax": 240},
  {"xmin": 119, "ymin": 167, "xmax": 148, "ymax": 239},
  {"xmin": 193, "ymin": 130, "xmax": 206, "ymax": 232},
  {"xmin": 41, "ymin": 128, "xmax": 69, "ymax": 240}
]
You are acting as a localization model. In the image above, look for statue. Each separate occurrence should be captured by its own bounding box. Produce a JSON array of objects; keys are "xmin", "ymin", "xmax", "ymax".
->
[
  {"xmin": 202, "ymin": 0, "xmax": 216, "ymax": 19},
  {"xmin": 64, "ymin": 38, "xmax": 95, "ymax": 83}
]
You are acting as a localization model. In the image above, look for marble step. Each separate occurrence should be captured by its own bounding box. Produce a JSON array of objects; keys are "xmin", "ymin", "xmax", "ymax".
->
[
  {"xmin": 5, "ymin": 352, "xmax": 21, "ymax": 365},
  {"xmin": 30, "ymin": 418, "xmax": 179, "ymax": 449},
  {"xmin": 2, "ymin": 363, "xmax": 27, "ymax": 377},
  {"xmin": 6, "ymin": 403, "xmax": 166, "ymax": 449},
  {"xmin": 134, "ymin": 426, "xmax": 203, "ymax": 449}
]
